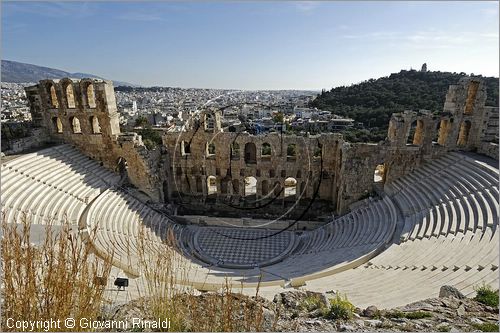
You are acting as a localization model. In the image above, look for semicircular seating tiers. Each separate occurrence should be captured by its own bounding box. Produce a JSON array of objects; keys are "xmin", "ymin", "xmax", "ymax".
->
[
  {"xmin": 3, "ymin": 146, "xmax": 498, "ymax": 308},
  {"xmin": 1, "ymin": 144, "xmax": 120, "ymax": 226},
  {"xmin": 302, "ymin": 152, "xmax": 499, "ymax": 309},
  {"xmin": 84, "ymin": 188, "xmax": 398, "ymax": 286}
]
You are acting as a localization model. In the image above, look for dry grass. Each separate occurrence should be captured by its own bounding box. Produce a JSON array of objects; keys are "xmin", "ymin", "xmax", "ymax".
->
[
  {"xmin": 1, "ymin": 211, "xmax": 112, "ymax": 331},
  {"xmin": 133, "ymin": 223, "xmax": 268, "ymax": 331},
  {"xmin": 2, "ymin": 208, "xmax": 269, "ymax": 332}
]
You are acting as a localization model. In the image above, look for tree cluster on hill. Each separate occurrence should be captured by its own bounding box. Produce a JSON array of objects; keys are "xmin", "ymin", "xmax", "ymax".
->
[{"xmin": 311, "ymin": 70, "xmax": 499, "ymax": 143}]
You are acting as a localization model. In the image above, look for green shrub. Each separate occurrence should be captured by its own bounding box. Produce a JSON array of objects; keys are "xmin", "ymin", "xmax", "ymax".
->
[
  {"xmin": 325, "ymin": 293, "xmax": 355, "ymax": 320},
  {"xmin": 472, "ymin": 322, "xmax": 499, "ymax": 332},
  {"xmin": 474, "ymin": 284, "xmax": 499, "ymax": 308},
  {"xmin": 137, "ymin": 127, "xmax": 163, "ymax": 150},
  {"xmin": 300, "ymin": 294, "xmax": 327, "ymax": 313}
]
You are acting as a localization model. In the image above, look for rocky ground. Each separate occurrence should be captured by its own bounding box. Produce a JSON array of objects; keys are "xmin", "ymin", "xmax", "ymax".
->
[{"xmin": 109, "ymin": 286, "xmax": 499, "ymax": 332}]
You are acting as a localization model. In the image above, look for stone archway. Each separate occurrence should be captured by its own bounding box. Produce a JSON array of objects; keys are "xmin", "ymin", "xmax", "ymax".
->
[{"xmin": 244, "ymin": 143, "xmax": 256, "ymax": 164}]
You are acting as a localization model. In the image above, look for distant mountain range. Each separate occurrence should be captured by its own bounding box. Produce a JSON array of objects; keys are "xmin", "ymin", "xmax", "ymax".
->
[{"xmin": 1, "ymin": 60, "xmax": 138, "ymax": 87}]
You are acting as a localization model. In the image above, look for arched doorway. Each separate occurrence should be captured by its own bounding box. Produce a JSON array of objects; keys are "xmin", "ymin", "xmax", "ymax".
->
[
  {"xmin": 284, "ymin": 177, "xmax": 297, "ymax": 197},
  {"xmin": 374, "ymin": 164, "xmax": 386, "ymax": 183},
  {"xmin": 457, "ymin": 120, "xmax": 471, "ymax": 147},
  {"xmin": 412, "ymin": 120, "xmax": 424, "ymax": 145},
  {"xmin": 90, "ymin": 116, "xmax": 101, "ymax": 134},
  {"xmin": 52, "ymin": 117, "xmax": 63, "ymax": 133},
  {"xmin": 244, "ymin": 176, "xmax": 257, "ymax": 196},
  {"xmin": 207, "ymin": 176, "xmax": 217, "ymax": 195},
  {"xmin": 69, "ymin": 117, "xmax": 82, "ymax": 134},
  {"xmin": 244, "ymin": 143, "xmax": 256, "ymax": 164},
  {"xmin": 437, "ymin": 119, "xmax": 451, "ymax": 146},
  {"xmin": 407, "ymin": 120, "xmax": 417, "ymax": 145},
  {"xmin": 65, "ymin": 83, "xmax": 76, "ymax": 108},
  {"xmin": 86, "ymin": 83, "xmax": 96, "ymax": 108},
  {"xmin": 196, "ymin": 177, "xmax": 203, "ymax": 194},
  {"xmin": 47, "ymin": 83, "xmax": 58, "ymax": 108}
]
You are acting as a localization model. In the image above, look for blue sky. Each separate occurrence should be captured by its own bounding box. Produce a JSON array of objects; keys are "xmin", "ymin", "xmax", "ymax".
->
[{"xmin": 2, "ymin": 1, "xmax": 498, "ymax": 89}]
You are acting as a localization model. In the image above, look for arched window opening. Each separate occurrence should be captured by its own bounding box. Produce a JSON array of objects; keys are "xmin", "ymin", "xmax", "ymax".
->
[
  {"xmin": 287, "ymin": 144, "xmax": 297, "ymax": 160},
  {"xmin": 196, "ymin": 177, "xmax": 203, "ymax": 194},
  {"xmin": 48, "ymin": 84, "xmax": 59, "ymax": 108},
  {"xmin": 52, "ymin": 117, "xmax": 63, "ymax": 133},
  {"xmin": 412, "ymin": 120, "xmax": 424, "ymax": 145},
  {"xmin": 407, "ymin": 120, "xmax": 417, "ymax": 145},
  {"xmin": 269, "ymin": 169, "xmax": 276, "ymax": 178},
  {"xmin": 457, "ymin": 121, "xmax": 471, "ymax": 147},
  {"xmin": 374, "ymin": 164, "xmax": 385, "ymax": 183},
  {"xmin": 206, "ymin": 142, "xmax": 216, "ymax": 156},
  {"xmin": 433, "ymin": 121, "xmax": 441, "ymax": 143},
  {"xmin": 207, "ymin": 176, "xmax": 217, "ymax": 195},
  {"xmin": 231, "ymin": 142, "xmax": 240, "ymax": 159},
  {"xmin": 69, "ymin": 117, "xmax": 82, "ymax": 134},
  {"xmin": 437, "ymin": 119, "xmax": 450, "ymax": 146},
  {"xmin": 261, "ymin": 142, "xmax": 271, "ymax": 157},
  {"xmin": 90, "ymin": 116, "xmax": 101, "ymax": 134},
  {"xmin": 204, "ymin": 113, "xmax": 215, "ymax": 131},
  {"xmin": 220, "ymin": 180, "xmax": 228, "ymax": 194},
  {"xmin": 86, "ymin": 84, "xmax": 96, "ymax": 108},
  {"xmin": 65, "ymin": 83, "xmax": 76, "ymax": 108},
  {"xmin": 284, "ymin": 177, "xmax": 297, "ymax": 197},
  {"xmin": 181, "ymin": 141, "xmax": 191, "ymax": 155},
  {"xmin": 244, "ymin": 142, "xmax": 256, "ymax": 164},
  {"xmin": 244, "ymin": 176, "xmax": 257, "ymax": 196},
  {"xmin": 261, "ymin": 180, "xmax": 269, "ymax": 196},
  {"xmin": 464, "ymin": 81, "xmax": 480, "ymax": 115}
]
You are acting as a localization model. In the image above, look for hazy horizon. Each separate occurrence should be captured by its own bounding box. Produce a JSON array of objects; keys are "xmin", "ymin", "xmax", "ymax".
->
[{"xmin": 2, "ymin": 1, "xmax": 498, "ymax": 90}]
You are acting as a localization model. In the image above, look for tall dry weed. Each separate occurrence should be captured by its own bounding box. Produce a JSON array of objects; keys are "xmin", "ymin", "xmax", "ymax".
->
[{"xmin": 1, "ymin": 211, "xmax": 111, "ymax": 331}]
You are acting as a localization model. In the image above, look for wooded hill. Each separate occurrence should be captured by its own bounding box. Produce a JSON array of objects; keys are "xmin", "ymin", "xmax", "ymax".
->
[{"xmin": 310, "ymin": 70, "xmax": 499, "ymax": 142}]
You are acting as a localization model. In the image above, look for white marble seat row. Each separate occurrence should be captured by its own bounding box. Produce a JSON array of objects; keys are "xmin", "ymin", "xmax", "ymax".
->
[
  {"xmin": 386, "ymin": 153, "xmax": 498, "ymax": 242},
  {"xmin": 1, "ymin": 144, "xmax": 120, "ymax": 226},
  {"xmin": 292, "ymin": 197, "xmax": 397, "ymax": 256}
]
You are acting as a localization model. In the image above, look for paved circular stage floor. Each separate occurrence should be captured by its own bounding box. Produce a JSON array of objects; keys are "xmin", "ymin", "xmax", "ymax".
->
[{"xmin": 193, "ymin": 227, "xmax": 297, "ymax": 268}]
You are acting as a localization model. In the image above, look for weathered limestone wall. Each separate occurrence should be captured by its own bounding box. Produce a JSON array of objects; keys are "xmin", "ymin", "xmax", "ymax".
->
[
  {"xmin": 478, "ymin": 142, "xmax": 499, "ymax": 160},
  {"xmin": 2, "ymin": 127, "xmax": 49, "ymax": 154},
  {"xmin": 25, "ymin": 79, "xmax": 161, "ymax": 200},
  {"xmin": 162, "ymin": 124, "xmax": 343, "ymax": 216}
]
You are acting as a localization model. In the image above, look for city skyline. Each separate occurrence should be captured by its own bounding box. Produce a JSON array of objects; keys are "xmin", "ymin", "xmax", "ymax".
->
[{"xmin": 2, "ymin": 1, "xmax": 499, "ymax": 90}]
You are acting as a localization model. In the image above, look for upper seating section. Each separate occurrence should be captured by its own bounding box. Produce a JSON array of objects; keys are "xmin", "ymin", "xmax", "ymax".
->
[
  {"xmin": 300, "ymin": 152, "xmax": 499, "ymax": 308},
  {"xmin": 385, "ymin": 152, "xmax": 499, "ymax": 242},
  {"xmin": 1, "ymin": 144, "xmax": 120, "ymax": 226}
]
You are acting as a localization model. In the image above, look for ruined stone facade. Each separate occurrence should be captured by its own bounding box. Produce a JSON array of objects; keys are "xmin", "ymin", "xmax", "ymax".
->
[
  {"xmin": 24, "ymin": 77, "xmax": 498, "ymax": 217},
  {"xmin": 24, "ymin": 79, "xmax": 161, "ymax": 200}
]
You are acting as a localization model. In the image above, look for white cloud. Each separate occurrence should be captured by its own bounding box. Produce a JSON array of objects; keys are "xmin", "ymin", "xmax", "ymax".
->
[
  {"xmin": 341, "ymin": 29, "xmax": 498, "ymax": 50},
  {"xmin": 294, "ymin": 1, "xmax": 320, "ymax": 14}
]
